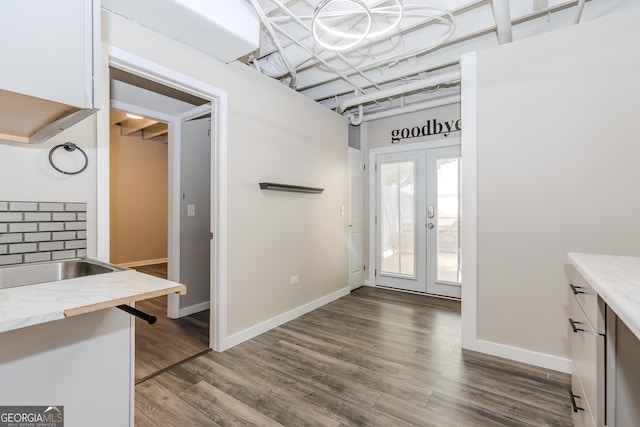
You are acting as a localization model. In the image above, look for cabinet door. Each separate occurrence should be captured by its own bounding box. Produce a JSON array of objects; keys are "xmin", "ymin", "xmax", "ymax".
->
[
  {"xmin": 613, "ymin": 316, "xmax": 640, "ymax": 426},
  {"xmin": 570, "ymin": 297, "xmax": 604, "ymax": 426},
  {"xmin": 0, "ymin": 309, "xmax": 133, "ymax": 426},
  {"xmin": 0, "ymin": 0, "xmax": 95, "ymax": 108}
]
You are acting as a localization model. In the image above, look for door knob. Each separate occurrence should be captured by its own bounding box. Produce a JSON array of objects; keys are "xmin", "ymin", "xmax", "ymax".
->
[{"xmin": 427, "ymin": 223, "xmax": 434, "ymax": 229}]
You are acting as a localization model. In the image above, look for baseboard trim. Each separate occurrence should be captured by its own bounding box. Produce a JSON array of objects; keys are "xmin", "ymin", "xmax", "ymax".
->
[
  {"xmin": 222, "ymin": 286, "xmax": 350, "ymax": 350},
  {"xmin": 465, "ymin": 338, "xmax": 572, "ymax": 374},
  {"xmin": 117, "ymin": 258, "xmax": 168, "ymax": 268},
  {"xmin": 178, "ymin": 301, "xmax": 210, "ymax": 318}
]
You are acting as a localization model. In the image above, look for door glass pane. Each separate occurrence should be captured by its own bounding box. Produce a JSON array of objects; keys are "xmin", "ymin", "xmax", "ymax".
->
[
  {"xmin": 381, "ymin": 161, "xmax": 415, "ymax": 277},
  {"xmin": 436, "ymin": 158, "xmax": 461, "ymax": 283}
]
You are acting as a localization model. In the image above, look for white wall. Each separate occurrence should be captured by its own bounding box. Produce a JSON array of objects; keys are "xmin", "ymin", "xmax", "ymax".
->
[
  {"xmin": 470, "ymin": 8, "xmax": 640, "ymax": 368},
  {"xmin": 102, "ymin": 10, "xmax": 349, "ymax": 340},
  {"xmin": 365, "ymin": 103, "xmax": 461, "ymax": 149},
  {"xmin": 0, "ymin": 117, "xmax": 98, "ymax": 258},
  {"xmin": 110, "ymin": 121, "xmax": 168, "ymax": 265}
]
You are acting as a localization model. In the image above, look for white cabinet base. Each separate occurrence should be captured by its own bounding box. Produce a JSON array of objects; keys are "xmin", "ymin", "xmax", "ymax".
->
[{"xmin": 0, "ymin": 308, "xmax": 133, "ymax": 427}]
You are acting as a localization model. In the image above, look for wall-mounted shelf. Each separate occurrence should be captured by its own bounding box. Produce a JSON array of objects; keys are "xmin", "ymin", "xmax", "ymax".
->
[{"xmin": 259, "ymin": 182, "xmax": 324, "ymax": 194}]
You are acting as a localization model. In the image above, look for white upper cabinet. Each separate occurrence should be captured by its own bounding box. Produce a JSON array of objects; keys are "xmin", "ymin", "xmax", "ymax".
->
[{"xmin": 0, "ymin": 0, "xmax": 99, "ymax": 144}]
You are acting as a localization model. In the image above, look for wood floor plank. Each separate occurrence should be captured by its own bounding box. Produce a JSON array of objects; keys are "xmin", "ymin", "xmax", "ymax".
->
[
  {"xmin": 136, "ymin": 379, "xmax": 221, "ymax": 427},
  {"xmin": 212, "ymin": 340, "xmax": 419, "ymax": 427},
  {"xmin": 133, "ymin": 263, "xmax": 209, "ymax": 382},
  {"xmin": 134, "ymin": 286, "xmax": 572, "ymax": 426},
  {"xmin": 182, "ymin": 352, "xmax": 343, "ymax": 426},
  {"xmin": 179, "ymin": 380, "xmax": 285, "ymax": 426},
  {"xmin": 373, "ymin": 392, "xmax": 459, "ymax": 427}
]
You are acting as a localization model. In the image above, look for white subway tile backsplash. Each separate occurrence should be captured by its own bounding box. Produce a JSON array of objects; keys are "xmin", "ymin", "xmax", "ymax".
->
[
  {"xmin": 52, "ymin": 231, "xmax": 76, "ymax": 240},
  {"xmin": 0, "ymin": 254, "xmax": 22, "ymax": 265},
  {"xmin": 25, "ymin": 252, "xmax": 52, "ymax": 263},
  {"xmin": 65, "ymin": 240, "xmax": 87, "ymax": 250},
  {"xmin": 65, "ymin": 222, "xmax": 87, "ymax": 231},
  {"xmin": 9, "ymin": 243, "xmax": 38, "ymax": 254},
  {"xmin": 52, "ymin": 250, "xmax": 76, "ymax": 260},
  {"xmin": 0, "ymin": 212, "xmax": 22, "ymax": 222},
  {"xmin": 25, "ymin": 212, "xmax": 52, "ymax": 221},
  {"xmin": 40, "ymin": 222, "xmax": 65, "ymax": 231},
  {"xmin": 52, "ymin": 212, "xmax": 76, "ymax": 221},
  {"xmin": 24, "ymin": 232, "xmax": 51, "ymax": 242},
  {"xmin": 0, "ymin": 234, "xmax": 23, "ymax": 243},
  {"xmin": 0, "ymin": 200, "xmax": 87, "ymax": 266},
  {"xmin": 38, "ymin": 202, "xmax": 64, "ymax": 211},
  {"xmin": 9, "ymin": 201, "xmax": 38, "ymax": 211},
  {"xmin": 9, "ymin": 223, "xmax": 37, "ymax": 232},
  {"xmin": 39, "ymin": 241, "xmax": 64, "ymax": 251},
  {"xmin": 65, "ymin": 203, "xmax": 86, "ymax": 212}
]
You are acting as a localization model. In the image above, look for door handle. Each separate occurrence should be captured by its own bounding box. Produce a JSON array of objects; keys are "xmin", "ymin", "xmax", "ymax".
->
[{"xmin": 427, "ymin": 205, "xmax": 435, "ymax": 219}]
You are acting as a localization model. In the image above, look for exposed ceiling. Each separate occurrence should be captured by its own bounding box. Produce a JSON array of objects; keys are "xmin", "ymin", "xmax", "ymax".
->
[
  {"xmin": 241, "ymin": 0, "xmax": 636, "ymax": 122},
  {"xmin": 102, "ymin": 0, "xmax": 636, "ymax": 124}
]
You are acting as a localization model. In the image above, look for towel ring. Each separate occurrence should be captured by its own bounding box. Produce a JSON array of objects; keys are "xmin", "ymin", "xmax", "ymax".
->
[{"xmin": 49, "ymin": 142, "xmax": 88, "ymax": 175}]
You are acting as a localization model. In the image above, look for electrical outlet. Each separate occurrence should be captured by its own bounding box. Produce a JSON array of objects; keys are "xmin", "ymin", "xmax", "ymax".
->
[{"xmin": 289, "ymin": 275, "xmax": 299, "ymax": 285}]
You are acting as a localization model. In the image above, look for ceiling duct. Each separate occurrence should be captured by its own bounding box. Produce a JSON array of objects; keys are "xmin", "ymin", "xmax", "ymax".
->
[{"xmin": 338, "ymin": 69, "xmax": 461, "ymax": 114}]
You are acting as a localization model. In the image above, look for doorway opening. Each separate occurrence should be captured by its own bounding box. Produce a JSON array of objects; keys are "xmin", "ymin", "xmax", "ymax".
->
[
  {"xmin": 108, "ymin": 68, "xmax": 212, "ymax": 381},
  {"xmin": 373, "ymin": 144, "xmax": 462, "ymax": 298}
]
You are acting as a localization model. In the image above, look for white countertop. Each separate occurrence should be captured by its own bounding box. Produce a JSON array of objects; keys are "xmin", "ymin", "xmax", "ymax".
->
[
  {"xmin": 568, "ymin": 252, "xmax": 640, "ymax": 340},
  {"xmin": 0, "ymin": 269, "xmax": 186, "ymax": 333}
]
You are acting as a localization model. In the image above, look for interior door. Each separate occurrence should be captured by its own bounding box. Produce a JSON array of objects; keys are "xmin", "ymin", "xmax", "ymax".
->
[
  {"xmin": 178, "ymin": 116, "xmax": 211, "ymax": 315},
  {"xmin": 348, "ymin": 147, "xmax": 364, "ymax": 290},
  {"xmin": 375, "ymin": 146, "xmax": 461, "ymax": 297}
]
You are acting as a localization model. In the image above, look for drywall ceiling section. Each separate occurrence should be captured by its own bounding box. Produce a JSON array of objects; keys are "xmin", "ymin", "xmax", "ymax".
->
[
  {"xmin": 101, "ymin": 0, "xmax": 260, "ymax": 63},
  {"xmin": 110, "ymin": 68, "xmax": 208, "ymax": 106},
  {"xmin": 110, "ymin": 80, "xmax": 198, "ymax": 117}
]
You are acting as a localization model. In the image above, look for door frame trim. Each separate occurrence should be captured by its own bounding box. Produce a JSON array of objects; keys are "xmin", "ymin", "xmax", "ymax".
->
[
  {"xmin": 367, "ymin": 138, "xmax": 460, "ymax": 291},
  {"xmin": 96, "ymin": 45, "xmax": 228, "ymax": 351}
]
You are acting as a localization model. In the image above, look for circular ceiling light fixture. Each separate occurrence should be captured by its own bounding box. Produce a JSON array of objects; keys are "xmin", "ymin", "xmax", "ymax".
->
[
  {"xmin": 312, "ymin": 0, "xmax": 372, "ymax": 51},
  {"xmin": 367, "ymin": 0, "xmax": 404, "ymax": 39},
  {"xmin": 312, "ymin": 0, "xmax": 404, "ymax": 51}
]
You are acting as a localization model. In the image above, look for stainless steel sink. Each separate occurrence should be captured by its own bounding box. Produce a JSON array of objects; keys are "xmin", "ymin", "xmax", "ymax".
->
[{"xmin": 0, "ymin": 258, "xmax": 126, "ymax": 289}]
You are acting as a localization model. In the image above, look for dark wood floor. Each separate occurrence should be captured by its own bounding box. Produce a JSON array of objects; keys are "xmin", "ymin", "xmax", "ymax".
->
[
  {"xmin": 134, "ymin": 263, "xmax": 210, "ymax": 382},
  {"xmin": 135, "ymin": 286, "xmax": 572, "ymax": 426}
]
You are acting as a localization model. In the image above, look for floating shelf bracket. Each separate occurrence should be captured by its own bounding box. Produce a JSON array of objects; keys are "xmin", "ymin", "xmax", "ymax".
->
[{"xmin": 259, "ymin": 182, "xmax": 324, "ymax": 194}]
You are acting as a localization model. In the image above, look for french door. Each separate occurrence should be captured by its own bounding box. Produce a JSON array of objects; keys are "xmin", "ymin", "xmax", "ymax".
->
[{"xmin": 375, "ymin": 146, "xmax": 461, "ymax": 297}]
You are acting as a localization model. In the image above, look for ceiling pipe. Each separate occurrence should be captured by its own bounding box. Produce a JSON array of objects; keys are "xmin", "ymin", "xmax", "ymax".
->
[
  {"xmin": 573, "ymin": 0, "xmax": 586, "ymax": 24},
  {"xmin": 347, "ymin": 105, "xmax": 364, "ymax": 126},
  {"xmin": 337, "ymin": 69, "xmax": 461, "ymax": 114},
  {"xmin": 360, "ymin": 94, "xmax": 461, "ymax": 122},
  {"xmin": 491, "ymin": 0, "xmax": 513, "ymax": 44}
]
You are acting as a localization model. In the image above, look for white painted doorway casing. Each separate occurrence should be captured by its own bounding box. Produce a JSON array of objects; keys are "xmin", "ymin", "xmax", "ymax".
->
[{"xmin": 96, "ymin": 45, "xmax": 228, "ymax": 351}]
